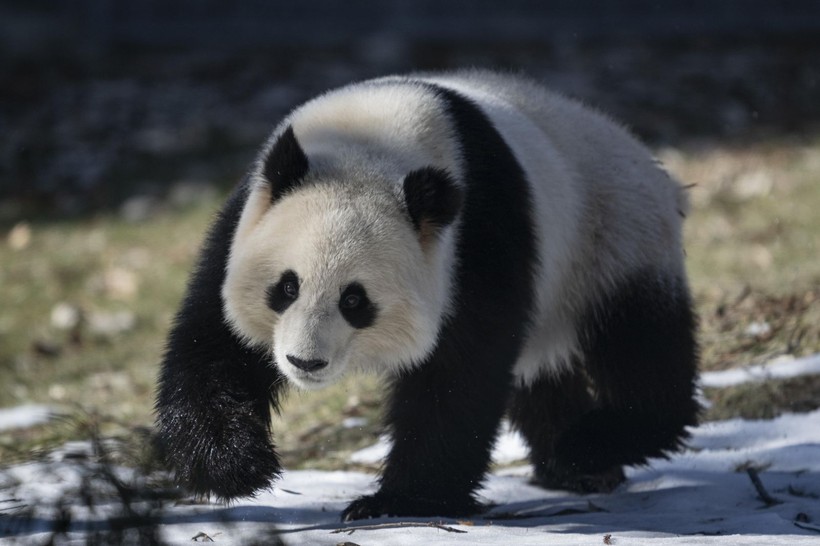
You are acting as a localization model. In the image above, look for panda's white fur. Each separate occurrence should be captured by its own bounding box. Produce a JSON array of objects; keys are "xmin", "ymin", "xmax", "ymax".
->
[{"xmin": 222, "ymin": 69, "xmax": 687, "ymax": 389}]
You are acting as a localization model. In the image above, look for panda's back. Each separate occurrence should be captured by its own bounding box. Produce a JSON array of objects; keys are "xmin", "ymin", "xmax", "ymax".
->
[{"xmin": 409, "ymin": 71, "xmax": 690, "ymax": 382}]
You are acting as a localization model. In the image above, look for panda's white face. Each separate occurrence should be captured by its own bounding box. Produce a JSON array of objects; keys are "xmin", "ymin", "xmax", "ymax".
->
[{"xmin": 223, "ymin": 182, "xmax": 447, "ymax": 390}]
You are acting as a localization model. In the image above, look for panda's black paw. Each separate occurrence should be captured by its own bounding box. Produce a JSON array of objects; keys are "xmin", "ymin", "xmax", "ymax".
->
[
  {"xmin": 341, "ymin": 494, "xmax": 386, "ymax": 521},
  {"xmin": 155, "ymin": 401, "xmax": 281, "ymax": 500},
  {"xmin": 532, "ymin": 464, "xmax": 625, "ymax": 494},
  {"xmin": 341, "ymin": 492, "xmax": 482, "ymax": 521}
]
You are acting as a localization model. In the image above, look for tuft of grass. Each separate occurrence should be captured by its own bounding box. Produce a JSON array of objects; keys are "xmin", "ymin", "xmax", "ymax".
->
[
  {"xmin": 275, "ymin": 375, "xmax": 384, "ymax": 470},
  {"xmin": 704, "ymin": 375, "xmax": 820, "ymax": 421}
]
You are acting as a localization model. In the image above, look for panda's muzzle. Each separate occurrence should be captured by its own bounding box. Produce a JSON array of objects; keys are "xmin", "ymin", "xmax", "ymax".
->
[{"xmin": 286, "ymin": 354, "xmax": 329, "ymax": 372}]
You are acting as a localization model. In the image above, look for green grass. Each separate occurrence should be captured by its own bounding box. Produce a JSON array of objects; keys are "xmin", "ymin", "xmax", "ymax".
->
[{"xmin": 1, "ymin": 136, "xmax": 819, "ymax": 468}]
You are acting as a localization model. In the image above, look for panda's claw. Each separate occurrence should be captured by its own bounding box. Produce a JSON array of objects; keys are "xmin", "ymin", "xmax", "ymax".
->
[{"xmin": 341, "ymin": 494, "xmax": 383, "ymax": 521}]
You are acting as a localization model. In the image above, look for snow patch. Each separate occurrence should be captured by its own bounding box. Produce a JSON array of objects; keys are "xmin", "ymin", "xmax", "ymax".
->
[
  {"xmin": 0, "ymin": 404, "xmax": 53, "ymax": 431},
  {"xmin": 700, "ymin": 352, "xmax": 820, "ymax": 388},
  {"xmin": 5, "ymin": 352, "xmax": 820, "ymax": 544},
  {"xmin": 349, "ymin": 435, "xmax": 390, "ymax": 464},
  {"xmin": 3, "ymin": 411, "xmax": 820, "ymax": 544},
  {"xmin": 349, "ymin": 421, "xmax": 529, "ymax": 466}
]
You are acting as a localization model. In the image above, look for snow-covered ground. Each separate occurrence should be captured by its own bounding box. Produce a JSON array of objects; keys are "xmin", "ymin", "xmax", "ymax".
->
[
  {"xmin": 699, "ymin": 353, "xmax": 820, "ymax": 388},
  {"xmin": 2, "ymin": 355, "xmax": 820, "ymax": 545},
  {"xmin": 0, "ymin": 405, "xmax": 52, "ymax": 432}
]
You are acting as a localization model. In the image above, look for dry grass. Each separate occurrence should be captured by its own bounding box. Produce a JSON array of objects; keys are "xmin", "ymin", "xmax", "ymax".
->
[
  {"xmin": 663, "ymin": 137, "xmax": 820, "ymax": 370},
  {"xmin": 1, "ymin": 136, "xmax": 819, "ymax": 468}
]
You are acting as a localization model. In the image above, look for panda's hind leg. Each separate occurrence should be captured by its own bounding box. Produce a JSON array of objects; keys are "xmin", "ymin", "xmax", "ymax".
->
[
  {"xmin": 509, "ymin": 368, "xmax": 624, "ymax": 493},
  {"xmin": 554, "ymin": 269, "xmax": 699, "ymax": 475}
]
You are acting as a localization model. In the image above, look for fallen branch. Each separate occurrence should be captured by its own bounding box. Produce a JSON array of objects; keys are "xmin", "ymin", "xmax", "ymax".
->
[
  {"xmin": 746, "ymin": 468, "xmax": 782, "ymax": 506},
  {"xmin": 794, "ymin": 520, "xmax": 820, "ymax": 533},
  {"xmin": 331, "ymin": 521, "xmax": 467, "ymax": 535}
]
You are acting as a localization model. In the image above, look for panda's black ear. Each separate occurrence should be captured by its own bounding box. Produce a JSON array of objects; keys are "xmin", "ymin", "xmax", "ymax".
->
[
  {"xmin": 262, "ymin": 126, "xmax": 309, "ymax": 203},
  {"xmin": 403, "ymin": 167, "xmax": 463, "ymax": 239}
]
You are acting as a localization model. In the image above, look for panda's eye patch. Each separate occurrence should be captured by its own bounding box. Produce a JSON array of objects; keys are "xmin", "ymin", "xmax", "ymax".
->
[
  {"xmin": 339, "ymin": 282, "xmax": 377, "ymax": 329},
  {"xmin": 267, "ymin": 270, "xmax": 300, "ymax": 313}
]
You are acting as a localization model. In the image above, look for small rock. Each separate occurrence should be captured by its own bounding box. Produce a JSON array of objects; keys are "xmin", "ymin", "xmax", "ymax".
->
[
  {"xmin": 88, "ymin": 268, "xmax": 140, "ymax": 300},
  {"xmin": 7, "ymin": 222, "xmax": 31, "ymax": 250},
  {"xmin": 88, "ymin": 310, "xmax": 136, "ymax": 337},
  {"xmin": 734, "ymin": 170, "xmax": 773, "ymax": 199},
  {"xmin": 51, "ymin": 302, "xmax": 82, "ymax": 331},
  {"xmin": 750, "ymin": 244, "xmax": 773, "ymax": 270},
  {"xmin": 744, "ymin": 321, "xmax": 772, "ymax": 340},
  {"xmin": 103, "ymin": 267, "xmax": 139, "ymax": 300},
  {"xmin": 48, "ymin": 384, "xmax": 67, "ymax": 400}
]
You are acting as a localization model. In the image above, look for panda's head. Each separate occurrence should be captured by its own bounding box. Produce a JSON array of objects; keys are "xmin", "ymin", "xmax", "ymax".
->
[{"xmin": 222, "ymin": 127, "xmax": 462, "ymax": 389}]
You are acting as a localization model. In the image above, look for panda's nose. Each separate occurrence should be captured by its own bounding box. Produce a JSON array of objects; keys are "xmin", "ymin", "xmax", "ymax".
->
[{"xmin": 286, "ymin": 355, "xmax": 329, "ymax": 372}]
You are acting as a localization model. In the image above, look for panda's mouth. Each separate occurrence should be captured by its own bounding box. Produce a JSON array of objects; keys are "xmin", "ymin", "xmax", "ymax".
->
[
  {"xmin": 284, "ymin": 365, "xmax": 342, "ymax": 390},
  {"xmin": 290, "ymin": 374, "xmax": 332, "ymax": 391},
  {"xmin": 295, "ymin": 372, "xmax": 324, "ymax": 384}
]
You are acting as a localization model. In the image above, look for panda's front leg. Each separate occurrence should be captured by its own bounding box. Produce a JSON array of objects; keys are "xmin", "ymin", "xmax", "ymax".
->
[
  {"xmin": 155, "ymin": 179, "xmax": 285, "ymax": 500},
  {"xmin": 342, "ymin": 342, "xmax": 513, "ymax": 520}
]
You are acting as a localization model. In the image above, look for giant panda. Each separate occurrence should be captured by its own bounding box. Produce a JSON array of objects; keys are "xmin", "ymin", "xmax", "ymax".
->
[{"xmin": 155, "ymin": 69, "xmax": 699, "ymax": 521}]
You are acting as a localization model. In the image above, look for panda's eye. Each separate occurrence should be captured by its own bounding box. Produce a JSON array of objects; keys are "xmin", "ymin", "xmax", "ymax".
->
[
  {"xmin": 283, "ymin": 280, "xmax": 298, "ymax": 299},
  {"xmin": 339, "ymin": 282, "xmax": 377, "ymax": 329},
  {"xmin": 268, "ymin": 270, "xmax": 300, "ymax": 313},
  {"xmin": 341, "ymin": 294, "xmax": 360, "ymax": 309}
]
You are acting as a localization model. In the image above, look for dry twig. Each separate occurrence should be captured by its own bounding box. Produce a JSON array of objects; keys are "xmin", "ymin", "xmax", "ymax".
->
[
  {"xmin": 794, "ymin": 520, "xmax": 820, "ymax": 534},
  {"xmin": 331, "ymin": 521, "xmax": 467, "ymax": 535},
  {"xmin": 745, "ymin": 468, "xmax": 782, "ymax": 506}
]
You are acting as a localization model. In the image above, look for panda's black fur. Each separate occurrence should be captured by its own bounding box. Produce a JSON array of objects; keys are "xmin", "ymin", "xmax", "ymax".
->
[{"xmin": 155, "ymin": 70, "xmax": 699, "ymax": 521}]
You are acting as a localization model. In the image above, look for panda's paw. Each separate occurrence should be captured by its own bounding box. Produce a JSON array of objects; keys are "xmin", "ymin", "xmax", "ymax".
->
[
  {"xmin": 340, "ymin": 494, "xmax": 386, "ymax": 521},
  {"xmin": 341, "ymin": 492, "xmax": 481, "ymax": 521},
  {"xmin": 155, "ymin": 408, "xmax": 281, "ymax": 500},
  {"xmin": 532, "ymin": 464, "xmax": 625, "ymax": 494}
]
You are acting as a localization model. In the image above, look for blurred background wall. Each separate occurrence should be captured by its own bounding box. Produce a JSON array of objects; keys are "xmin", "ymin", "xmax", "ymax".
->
[
  {"xmin": 2, "ymin": 0, "xmax": 819, "ymax": 219},
  {"xmin": 6, "ymin": 0, "xmax": 820, "ymax": 51}
]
